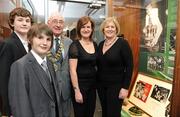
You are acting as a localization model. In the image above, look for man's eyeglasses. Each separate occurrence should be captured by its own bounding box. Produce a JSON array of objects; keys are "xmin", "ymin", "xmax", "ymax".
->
[{"xmin": 52, "ymin": 19, "xmax": 64, "ymax": 24}]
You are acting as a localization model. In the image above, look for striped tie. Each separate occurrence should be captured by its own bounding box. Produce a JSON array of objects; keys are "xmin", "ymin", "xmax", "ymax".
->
[
  {"xmin": 41, "ymin": 61, "xmax": 52, "ymax": 82},
  {"xmin": 55, "ymin": 38, "xmax": 60, "ymax": 53}
]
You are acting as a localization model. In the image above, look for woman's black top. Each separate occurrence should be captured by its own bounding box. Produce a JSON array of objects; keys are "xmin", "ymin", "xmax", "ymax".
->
[
  {"xmin": 69, "ymin": 40, "xmax": 97, "ymax": 89},
  {"xmin": 97, "ymin": 37, "xmax": 133, "ymax": 89}
]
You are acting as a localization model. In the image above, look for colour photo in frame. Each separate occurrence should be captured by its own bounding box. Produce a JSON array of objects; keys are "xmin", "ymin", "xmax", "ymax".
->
[{"xmin": 133, "ymin": 80, "xmax": 152, "ymax": 103}]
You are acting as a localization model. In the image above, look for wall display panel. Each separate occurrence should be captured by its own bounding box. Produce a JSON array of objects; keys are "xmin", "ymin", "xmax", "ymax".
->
[
  {"xmin": 129, "ymin": 74, "xmax": 172, "ymax": 117},
  {"xmin": 140, "ymin": 0, "xmax": 167, "ymax": 53},
  {"xmin": 139, "ymin": 0, "xmax": 177, "ymax": 82}
]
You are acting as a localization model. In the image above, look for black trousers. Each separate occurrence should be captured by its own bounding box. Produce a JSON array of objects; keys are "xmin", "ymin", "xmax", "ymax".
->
[
  {"xmin": 72, "ymin": 88, "xmax": 96, "ymax": 117},
  {"xmin": 0, "ymin": 92, "xmax": 11, "ymax": 116},
  {"xmin": 97, "ymin": 86, "xmax": 123, "ymax": 117}
]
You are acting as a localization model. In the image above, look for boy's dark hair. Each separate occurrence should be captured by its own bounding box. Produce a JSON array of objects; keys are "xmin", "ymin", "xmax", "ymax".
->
[
  {"xmin": 27, "ymin": 23, "xmax": 53, "ymax": 49},
  {"xmin": 8, "ymin": 7, "xmax": 33, "ymax": 30}
]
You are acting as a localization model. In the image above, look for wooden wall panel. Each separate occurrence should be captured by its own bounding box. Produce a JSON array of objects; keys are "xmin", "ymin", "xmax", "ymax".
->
[
  {"xmin": 171, "ymin": 0, "xmax": 180, "ymax": 116},
  {"xmin": 0, "ymin": 0, "xmax": 16, "ymax": 40},
  {"xmin": 107, "ymin": 0, "xmax": 113, "ymax": 17},
  {"xmin": 114, "ymin": 7, "xmax": 141, "ymax": 93},
  {"xmin": 0, "ymin": 25, "xmax": 11, "ymax": 41},
  {"xmin": 0, "ymin": 12, "xmax": 11, "ymax": 40},
  {"xmin": 0, "ymin": 13, "xmax": 10, "ymax": 30}
]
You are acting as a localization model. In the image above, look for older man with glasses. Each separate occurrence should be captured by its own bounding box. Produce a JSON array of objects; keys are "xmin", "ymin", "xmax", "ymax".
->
[{"xmin": 47, "ymin": 12, "xmax": 72, "ymax": 117}]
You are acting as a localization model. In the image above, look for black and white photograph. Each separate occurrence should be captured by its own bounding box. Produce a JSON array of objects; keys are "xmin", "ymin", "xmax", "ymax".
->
[
  {"xmin": 150, "ymin": 85, "xmax": 170, "ymax": 103},
  {"xmin": 147, "ymin": 55, "xmax": 164, "ymax": 71},
  {"xmin": 140, "ymin": 0, "xmax": 167, "ymax": 52},
  {"xmin": 169, "ymin": 28, "xmax": 176, "ymax": 54}
]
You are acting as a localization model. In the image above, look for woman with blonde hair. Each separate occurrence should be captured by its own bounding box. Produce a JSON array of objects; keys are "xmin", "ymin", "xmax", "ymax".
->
[{"xmin": 97, "ymin": 17, "xmax": 133, "ymax": 117}]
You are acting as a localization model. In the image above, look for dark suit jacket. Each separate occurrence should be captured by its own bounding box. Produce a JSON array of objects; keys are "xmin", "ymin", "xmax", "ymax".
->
[
  {"xmin": 0, "ymin": 32, "xmax": 27, "ymax": 115},
  {"xmin": 52, "ymin": 37, "xmax": 72, "ymax": 101},
  {"xmin": 0, "ymin": 41, "xmax": 4, "ymax": 55},
  {"xmin": 8, "ymin": 52, "xmax": 61, "ymax": 117}
]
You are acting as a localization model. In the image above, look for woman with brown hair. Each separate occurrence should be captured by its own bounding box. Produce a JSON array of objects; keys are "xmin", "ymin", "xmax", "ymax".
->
[{"xmin": 69, "ymin": 16, "xmax": 97, "ymax": 117}]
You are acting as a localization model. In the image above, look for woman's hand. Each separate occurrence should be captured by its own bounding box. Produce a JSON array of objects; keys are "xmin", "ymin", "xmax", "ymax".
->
[
  {"xmin": 75, "ymin": 89, "xmax": 83, "ymax": 103},
  {"xmin": 119, "ymin": 88, "xmax": 128, "ymax": 99}
]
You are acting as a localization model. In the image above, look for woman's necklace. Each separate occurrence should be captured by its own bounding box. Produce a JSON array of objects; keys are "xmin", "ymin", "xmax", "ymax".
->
[
  {"xmin": 104, "ymin": 37, "xmax": 117, "ymax": 46},
  {"xmin": 80, "ymin": 39, "xmax": 91, "ymax": 45}
]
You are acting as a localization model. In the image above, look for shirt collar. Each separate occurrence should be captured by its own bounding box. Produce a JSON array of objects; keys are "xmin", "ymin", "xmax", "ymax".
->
[
  {"xmin": 31, "ymin": 50, "xmax": 47, "ymax": 65},
  {"xmin": 54, "ymin": 35, "xmax": 63, "ymax": 41},
  {"xmin": 14, "ymin": 31, "xmax": 28, "ymax": 45}
]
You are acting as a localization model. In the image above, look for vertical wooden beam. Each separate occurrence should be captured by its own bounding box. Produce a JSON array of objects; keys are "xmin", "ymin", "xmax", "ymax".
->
[
  {"xmin": 171, "ymin": 0, "xmax": 180, "ymax": 116},
  {"xmin": 107, "ymin": 0, "xmax": 113, "ymax": 17}
]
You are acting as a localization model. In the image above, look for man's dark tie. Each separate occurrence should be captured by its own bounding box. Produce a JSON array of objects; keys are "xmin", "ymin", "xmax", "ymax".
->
[
  {"xmin": 55, "ymin": 38, "xmax": 64, "ymax": 62},
  {"xmin": 55, "ymin": 38, "xmax": 60, "ymax": 53}
]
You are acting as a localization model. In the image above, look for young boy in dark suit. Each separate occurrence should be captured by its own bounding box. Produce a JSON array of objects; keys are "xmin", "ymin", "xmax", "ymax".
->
[
  {"xmin": 8, "ymin": 23, "xmax": 61, "ymax": 117},
  {"xmin": 0, "ymin": 7, "xmax": 33, "ymax": 116}
]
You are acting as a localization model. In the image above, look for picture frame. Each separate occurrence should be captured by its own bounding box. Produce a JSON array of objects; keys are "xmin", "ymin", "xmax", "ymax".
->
[
  {"xmin": 138, "ymin": 0, "xmax": 176, "ymax": 82},
  {"xmin": 129, "ymin": 73, "xmax": 172, "ymax": 117}
]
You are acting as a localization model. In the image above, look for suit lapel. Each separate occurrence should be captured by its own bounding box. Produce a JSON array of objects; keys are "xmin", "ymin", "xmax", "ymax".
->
[
  {"xmin": 47, "ymin": 59, "xmax": 60, "ymax": 102},
  {"xmin": 62, "ymin": 37, "xmax": 69, "ymax": 59},
  {"xmin": 61, "ymin": 38, "xmax": 69, "ymax": 67},
  {"xmin": 28, "ymin": 53, "xmax": 55, "ymax": 101},
  {"xmin": 11, "ymin": 32, "xmax": 27, "ymax": 54},
  {"xmin": 47, "ymin": 59, "xmax": 56, "ymax": 84}
]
